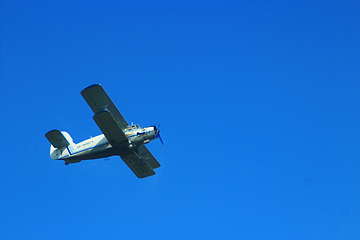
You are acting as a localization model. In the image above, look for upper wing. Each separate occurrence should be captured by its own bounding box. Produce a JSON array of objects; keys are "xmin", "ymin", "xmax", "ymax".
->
[
  {"xmin": 45, "ymin": 130, "xmax": 70, "ymax": 148},
  {"xmin": 120, "ymin": 151, "xmax": 155, "ymax": 178},
  {"xmin": 81, "ymin": 84, "xmax": 129, "ymax": 130}
]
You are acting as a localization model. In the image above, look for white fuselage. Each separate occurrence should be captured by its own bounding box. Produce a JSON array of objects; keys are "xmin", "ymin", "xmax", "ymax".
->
[{"xmin": 50, "ymin": 126, "xmax": 156, "ymax": 163}]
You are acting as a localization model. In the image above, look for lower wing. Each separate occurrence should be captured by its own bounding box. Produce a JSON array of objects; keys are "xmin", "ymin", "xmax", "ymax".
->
[{"xmin": 120, "ymin": 151, "xmax": 156, "ymax": 178}]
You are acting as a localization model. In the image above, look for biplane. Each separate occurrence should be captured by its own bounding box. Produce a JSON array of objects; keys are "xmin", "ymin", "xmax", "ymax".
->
[{"xmin": 45, "ymin": 84, "xmax": 162, "ymax": 178}]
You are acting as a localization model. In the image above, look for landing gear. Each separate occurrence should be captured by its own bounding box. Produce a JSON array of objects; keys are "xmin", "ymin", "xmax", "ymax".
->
[{"xmin": 65, "ymin": 162, "xmax": 69, "ymax": 165}]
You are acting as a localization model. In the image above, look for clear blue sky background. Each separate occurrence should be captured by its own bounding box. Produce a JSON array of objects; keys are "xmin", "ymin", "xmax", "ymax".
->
[{"xmin": 1, "ymin": 1, "xmax": 359, "ymax": 239}]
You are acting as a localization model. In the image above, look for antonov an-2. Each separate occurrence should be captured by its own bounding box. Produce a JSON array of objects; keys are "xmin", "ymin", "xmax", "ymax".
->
[{"xmin": 45, "ymin": 84, "xmax": 162, "ymax": 178}]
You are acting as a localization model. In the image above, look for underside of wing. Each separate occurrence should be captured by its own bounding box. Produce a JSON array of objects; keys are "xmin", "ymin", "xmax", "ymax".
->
[
  {"xmin": 81, "ymin": 84, "xmax": 129, "ymax": 130},
  {"xmin": 138, "ymin": 145, "xmax": 161, "ymax": 169},
  {"xmin": 120, "ymin": 151, "xmax": 155, "ymax": 178},
  {"xmin": 93, "ymin": 109, "xmax": 128, "ymax": 147}
]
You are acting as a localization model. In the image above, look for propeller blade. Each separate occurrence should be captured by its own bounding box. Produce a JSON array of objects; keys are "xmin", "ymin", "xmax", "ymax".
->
[
  {"xmin": 158, "ymin": 134, "xmax": 164, "ymax": 146},
  {"xmin": 153, "ymin": 123, "xmax": 164, "ymax": 146}
]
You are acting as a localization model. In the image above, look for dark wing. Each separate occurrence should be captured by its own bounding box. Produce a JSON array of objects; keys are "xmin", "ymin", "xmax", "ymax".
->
[
  {"xmin": 93, "ymin": 109, "xmax": 128, "ymax": 147},
  {"xmin": 120, "ymin": 151, "xmax": 156, "ymax": 178},
  {"xmin": 81, "ymin": 84, "xmax": 160, "ymax": 178},
  {"xmin": 81, "ymin": 84, "xmax": 129, "ymax": 130},
  {"xmin": 81, "ymin": 84, "xmax": 129, "ymax": 147},
  {"xmin": 138, "ymin": 145, "xmax": 161, "ymax": 169}
]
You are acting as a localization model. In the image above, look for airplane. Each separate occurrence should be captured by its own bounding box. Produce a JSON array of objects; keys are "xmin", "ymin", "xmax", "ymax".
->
[{"xmin": 45, "ymin": 84, "xmax": 162, "ymax": 178}]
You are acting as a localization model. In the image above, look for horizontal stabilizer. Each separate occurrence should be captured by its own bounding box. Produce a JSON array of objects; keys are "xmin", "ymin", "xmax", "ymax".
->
[{"xmin": 45, "ymin": 130, "xmax": 70, "ymax": 148}]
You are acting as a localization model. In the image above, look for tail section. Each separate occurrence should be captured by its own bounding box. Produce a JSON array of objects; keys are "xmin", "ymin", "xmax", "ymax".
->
[
  {"xmin": 45, "ymin": 130, "xmax": 75, "ymax": 160},
  {"xmin": 45, "ymin": 130, "xmax": 71, "ymax": 148}
]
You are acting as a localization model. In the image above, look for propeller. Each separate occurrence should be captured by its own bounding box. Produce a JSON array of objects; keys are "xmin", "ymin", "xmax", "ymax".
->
[{"xmin": 154, "ymin": 124, "xmax": 164, "ymax": 146}]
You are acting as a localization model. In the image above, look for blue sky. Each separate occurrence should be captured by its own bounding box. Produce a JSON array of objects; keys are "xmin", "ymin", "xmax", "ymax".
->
[{"xmin": 1, "ymin": 1, "xmax": 359, "ymax": 239}]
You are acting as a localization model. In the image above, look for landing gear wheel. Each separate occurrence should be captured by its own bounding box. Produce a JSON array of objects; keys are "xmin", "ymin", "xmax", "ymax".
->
[{"xmin": 65, "ymin": 162, "xmax": 69, "ymax": 165}]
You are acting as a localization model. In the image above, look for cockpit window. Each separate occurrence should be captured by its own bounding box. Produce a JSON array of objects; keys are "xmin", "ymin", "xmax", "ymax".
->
[{"xmin": 125, "ymin": 124, "xmax": 141, "ymax": 131}]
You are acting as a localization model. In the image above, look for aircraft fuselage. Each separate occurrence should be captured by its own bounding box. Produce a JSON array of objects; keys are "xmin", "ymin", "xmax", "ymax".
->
[{"xmin": 50, "ymin": 125, "xmax": 157, "ymax": 164}]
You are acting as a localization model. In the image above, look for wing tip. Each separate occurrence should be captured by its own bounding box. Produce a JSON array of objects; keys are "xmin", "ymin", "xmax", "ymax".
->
[
  {"xmin": 45, "ymin": 129, "xmax": 60, "ymax": 138},
  {"xmin": 138, "ymin": 171, "xmax": 156, "ymax": 179},
  {"xmin": 81, "ymin": 84, "xmax": 102, "ymax": 94}
]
